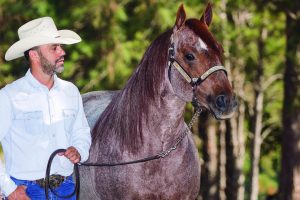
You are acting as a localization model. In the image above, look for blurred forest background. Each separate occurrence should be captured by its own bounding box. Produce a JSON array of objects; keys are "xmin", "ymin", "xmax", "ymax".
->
[{"xmin": 0, "ymin": 0, "xmax": 299, "ymax": 200}]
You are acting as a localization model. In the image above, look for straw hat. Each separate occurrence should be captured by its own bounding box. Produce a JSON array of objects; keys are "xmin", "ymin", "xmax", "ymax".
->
[{"xmin": 5, "ymin": 16, "xmax": 81, "ymax": 61}]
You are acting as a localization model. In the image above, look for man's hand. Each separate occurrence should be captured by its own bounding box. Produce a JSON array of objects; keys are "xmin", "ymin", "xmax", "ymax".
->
[
  {"xmin": 58, "ymin": 146, "xmax": 81, "ymax": 164},
  {"xmin": 8, "ymin": 185, "xmax": 29, "ymax": 200}
]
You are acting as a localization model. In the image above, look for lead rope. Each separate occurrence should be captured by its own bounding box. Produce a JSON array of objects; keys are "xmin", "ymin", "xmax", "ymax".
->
[
  {"xmin": 45, "ymin": 148, "xmax": 80, "ymax": 200},
  {"xmin": 45, "ymin": 107, "xmax": 202, "ymax": 200}
]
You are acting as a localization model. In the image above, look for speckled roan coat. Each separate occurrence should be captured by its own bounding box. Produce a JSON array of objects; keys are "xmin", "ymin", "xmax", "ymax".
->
[{"xmin": 79, "ymin": 4, "xmax": 236, "ymax": 200}]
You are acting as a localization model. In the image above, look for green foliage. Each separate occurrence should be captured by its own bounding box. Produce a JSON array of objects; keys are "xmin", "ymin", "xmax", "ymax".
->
[{"xmin": 259, "ymin": 151, "xmax": 280, "ymax": 196}]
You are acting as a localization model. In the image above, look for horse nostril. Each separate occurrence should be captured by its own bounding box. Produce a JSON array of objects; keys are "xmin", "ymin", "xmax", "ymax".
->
[{"xmin": 216, "ymin": 95, "xmax": 227, "ymax": 110}]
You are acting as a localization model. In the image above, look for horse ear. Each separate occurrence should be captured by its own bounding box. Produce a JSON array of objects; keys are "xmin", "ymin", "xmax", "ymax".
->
[
  {"xmin": 200, "ymin": 3, "xmax": 213, "ymax": 27},
  {"xmin": 174, "ymin": 4, "xmax": 186, "ymax": 31}
]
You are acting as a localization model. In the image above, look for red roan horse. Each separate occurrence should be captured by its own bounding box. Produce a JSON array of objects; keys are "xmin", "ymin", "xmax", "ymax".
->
[{"xmin": 80, "ymin": 3, "xmax": 237, "ymax": 200}]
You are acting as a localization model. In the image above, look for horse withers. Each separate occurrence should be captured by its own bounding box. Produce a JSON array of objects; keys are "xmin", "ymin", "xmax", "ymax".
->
[{"xmin": 80, "ymin": 3, "xmax": 237, "ymax": 200}]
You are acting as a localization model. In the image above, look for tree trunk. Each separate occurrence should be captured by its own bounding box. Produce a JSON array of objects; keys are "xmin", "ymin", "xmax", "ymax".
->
[
  {"xmin": 223, "ymin": 10, "xmax": 246, "ymax": 200},
  {"xmin": 249, "ymin": 26, "xmax": 267, "ymax": 200},
  {"xmin": 225, "ymin": 110, "xmax": 245, "ymax": 200},
  {"xmin": 279, "ymin": 2, "xmax": 300, "ymax": 199},
  {"xmin": 249, "ymin": 91, "xmax": 263, "ymax": 200},
  {"xmin": 218, "ymin": 121, "xmax": 227, "ymax": 200},
  {"xmin": 199, "ymin": 112, "xmax": 219, "ymax": 200}
]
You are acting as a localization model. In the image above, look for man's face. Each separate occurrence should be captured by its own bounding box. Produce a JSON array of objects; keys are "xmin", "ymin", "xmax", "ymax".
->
[{"xmin": 36, "ymin": 44, "xmax": 66, "ymax": 75}]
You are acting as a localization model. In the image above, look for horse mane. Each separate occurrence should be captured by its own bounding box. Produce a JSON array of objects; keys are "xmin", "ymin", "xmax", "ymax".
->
[{"xmin": 92, "ymin": 29, "xmax": 173, "ymax": 154}]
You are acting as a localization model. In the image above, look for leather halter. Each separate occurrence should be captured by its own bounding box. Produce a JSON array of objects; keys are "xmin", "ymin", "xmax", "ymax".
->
[{"xmin": 168, "ymin": 41, "xmax": 227, "ymax": 87}]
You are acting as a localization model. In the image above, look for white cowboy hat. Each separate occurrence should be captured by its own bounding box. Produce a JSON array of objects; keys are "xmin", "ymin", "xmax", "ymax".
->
[{"xmin": 5, "ymin": 16, "xmax": 81, "ymax": 61}]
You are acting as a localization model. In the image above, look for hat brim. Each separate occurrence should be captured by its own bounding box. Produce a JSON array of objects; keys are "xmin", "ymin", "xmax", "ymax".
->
[{"xmin": 5, "ymin": 30, "xmax": 81, "ymax": 61}]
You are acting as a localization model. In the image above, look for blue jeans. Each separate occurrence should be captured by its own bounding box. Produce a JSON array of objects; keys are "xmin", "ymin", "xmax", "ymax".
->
[{"xmin": 10, "ymin": 176, "xmax": 76, "ymax": 200}]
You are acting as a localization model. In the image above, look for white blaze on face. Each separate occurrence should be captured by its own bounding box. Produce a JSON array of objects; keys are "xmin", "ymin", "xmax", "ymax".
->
[{"xmin": 198, "ymin": 38, "xmax": 208, "ymax": 51}]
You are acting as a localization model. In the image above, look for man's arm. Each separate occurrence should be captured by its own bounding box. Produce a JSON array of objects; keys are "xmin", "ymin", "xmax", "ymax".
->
[
  {"xmin": 69, "ymin": 88, "xmax": 91, "ymax": 163},
  {"xmin": 0, "ymin": 90, "xmax": 18, "ymax": 197}
]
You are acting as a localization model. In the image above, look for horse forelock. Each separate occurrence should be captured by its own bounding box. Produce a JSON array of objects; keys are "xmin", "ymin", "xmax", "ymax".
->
[
  {"xmin": 92, "ymin": 30, "xmax": 173, "ymax": 154},
  {"xmin": 185, "ymin": 18, "xmax": 224, "ymax": 58}
]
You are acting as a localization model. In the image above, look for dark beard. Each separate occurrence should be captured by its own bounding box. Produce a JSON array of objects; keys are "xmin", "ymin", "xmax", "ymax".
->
[{"xmin": 39, "ymin": 53, "xmax": 64, "ymax": 75}]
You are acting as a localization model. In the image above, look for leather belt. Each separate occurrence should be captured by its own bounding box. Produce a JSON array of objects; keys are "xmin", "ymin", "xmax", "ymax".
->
[{"xmin": 35, "ymin": 174, "xmax": 68, "ymax": 189}]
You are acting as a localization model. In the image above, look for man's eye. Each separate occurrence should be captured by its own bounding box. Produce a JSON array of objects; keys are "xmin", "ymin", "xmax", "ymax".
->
[{"xmin": 52, "ymin": 45, "xmax": 60, "ymax": 51}]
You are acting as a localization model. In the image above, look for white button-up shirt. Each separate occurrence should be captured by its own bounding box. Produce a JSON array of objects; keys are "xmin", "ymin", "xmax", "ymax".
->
[{"xmin": 0, "ymin": 70, "xmax": 91, "ymax": 196}]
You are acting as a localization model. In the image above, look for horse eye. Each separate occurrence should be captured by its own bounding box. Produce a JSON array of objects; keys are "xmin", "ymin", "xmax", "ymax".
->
[{"xmin": 185, "ymin": 54, "xmax": 195, "ymax": 61}]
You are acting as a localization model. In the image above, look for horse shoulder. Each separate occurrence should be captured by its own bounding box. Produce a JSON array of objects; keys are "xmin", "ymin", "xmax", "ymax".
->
[{"xmin": 81, "ymin": 90, "xmax": 119, "ymax": 130}]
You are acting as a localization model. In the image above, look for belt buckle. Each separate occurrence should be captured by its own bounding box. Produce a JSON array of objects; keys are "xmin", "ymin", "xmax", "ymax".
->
[
  {"xmin": 36, "ymin": 175, "xmax": 66, "ymax": 189},
  {"xmin": 50, "ymin": 175, "xmax": 65, "ymax": 188},
  {"xmin": 36, "ymin": 178, "xmax": 46, "ymax": 188}
]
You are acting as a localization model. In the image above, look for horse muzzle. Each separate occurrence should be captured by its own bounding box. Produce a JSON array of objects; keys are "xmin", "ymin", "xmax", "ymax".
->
[{"xmin": 208, "ymin": 95, "xmax": 238, "ymax": 120}]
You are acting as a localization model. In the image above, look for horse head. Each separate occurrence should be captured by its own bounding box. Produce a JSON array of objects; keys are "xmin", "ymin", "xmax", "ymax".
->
[{"xmin": 168, "ymin": 3, "xmax": 237, "ymax": 119}]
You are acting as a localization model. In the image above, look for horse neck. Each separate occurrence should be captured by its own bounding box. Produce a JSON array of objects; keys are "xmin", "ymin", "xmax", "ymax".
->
[{"xmin": 145, "ymin": 83, "xmax": 187, "ymax": 144}]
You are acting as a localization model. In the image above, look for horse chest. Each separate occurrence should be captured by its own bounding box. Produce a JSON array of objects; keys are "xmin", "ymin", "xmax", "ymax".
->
[
  {"xmin": 103, "ymin": 139, "xmax": 200, "ymax": 199},
  {"xmin": 80, "ymin": 136, "xmax": 200, "ymax": 200}
]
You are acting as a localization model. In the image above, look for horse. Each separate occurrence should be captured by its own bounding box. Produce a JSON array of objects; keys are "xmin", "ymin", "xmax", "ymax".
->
[{"xmin": 79, "ymin": 3, "xmax": 237, "ymax": 200}]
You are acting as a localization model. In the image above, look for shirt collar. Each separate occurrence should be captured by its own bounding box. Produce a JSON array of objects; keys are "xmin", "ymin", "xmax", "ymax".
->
[{"xmin": 25, "ymin": 69, "xmax": 60, "ymax": 90}]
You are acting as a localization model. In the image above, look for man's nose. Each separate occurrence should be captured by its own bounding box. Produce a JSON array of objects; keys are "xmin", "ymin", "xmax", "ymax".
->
[{"xmin": 57, "ymin": 45, "xmax": 65, "ymax": 56}]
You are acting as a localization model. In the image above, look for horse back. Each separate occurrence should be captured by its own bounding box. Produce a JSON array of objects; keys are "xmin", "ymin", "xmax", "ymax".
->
[{"xmin": 82, "ymin": 90, "xmax": 119, "ymax": 130}]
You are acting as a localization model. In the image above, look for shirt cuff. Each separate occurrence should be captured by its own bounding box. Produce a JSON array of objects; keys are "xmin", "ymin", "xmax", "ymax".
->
[{"xmin": 0, "ymin": 175, "xmax": 17, "ymax": 197}]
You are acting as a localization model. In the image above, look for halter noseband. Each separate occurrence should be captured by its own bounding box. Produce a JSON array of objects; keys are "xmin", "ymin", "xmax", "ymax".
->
[{"xmin": 169, "ymin": 59, "xmax": 227, "ymax": 86}]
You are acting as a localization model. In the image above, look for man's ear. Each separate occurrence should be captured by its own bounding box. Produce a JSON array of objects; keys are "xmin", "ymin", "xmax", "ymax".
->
[{"xmin": 29, "ymin": 49, "xmax": 39, "ymax": 61}]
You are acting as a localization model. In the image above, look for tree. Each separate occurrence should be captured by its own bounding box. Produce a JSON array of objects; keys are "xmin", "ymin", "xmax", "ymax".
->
[
  {"xmin": 199, "ymin": 112, "xmax": 219, "ymax": 200},
  {"xmin": 279, "ymin": 0, "xmax": 300, "ymax": 199}
]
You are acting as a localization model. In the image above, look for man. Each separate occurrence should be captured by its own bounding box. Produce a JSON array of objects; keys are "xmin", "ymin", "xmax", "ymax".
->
[{"xmin": 0, "ymin": 17, "xmax": 91, "ymax": 200}]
